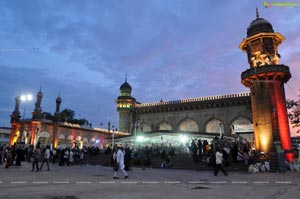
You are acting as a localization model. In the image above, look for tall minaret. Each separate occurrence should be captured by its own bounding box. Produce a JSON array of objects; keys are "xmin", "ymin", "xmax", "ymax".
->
[
  {"xmin": 115, "ymin": 76, "xmax": 136, "ymax": 133},
  {"xmin": 10, "ymin": 95, "xmax": 21, "ymax": 123},
  {"xmin": 240, "ymin": 9, "xmax": 294, "ymax": 169},
  {"xmin": 32, "ymin": 87, "xmax": 43, "ymax": 120},
  {"xmin": 9, "ymin": 95, "xmax": 22, "ymax": 146},
  {"xmin": 54, "ymin": 93, "xmax": 62, "ymax": 122}
]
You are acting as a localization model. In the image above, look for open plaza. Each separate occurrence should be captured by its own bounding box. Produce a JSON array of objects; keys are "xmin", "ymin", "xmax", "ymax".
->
[{"xmin": 0, "ymin": 162, "xmax": 299, "ymax": 199}]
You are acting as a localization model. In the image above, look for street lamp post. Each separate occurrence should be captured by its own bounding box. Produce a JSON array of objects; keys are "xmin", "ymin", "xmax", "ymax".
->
[
  {"xmin": 20, "ymin": 94, "xmax": 33, "ymax": 144},
  {"xmin": 219, "ymin": 122, "xmax": 223, "ymax": 139},
  {"xmin": 133, "ymin": 119, "xmax": 140, "ymax": 147},
  {"xmin": 20, "ymin": 94, "xmax": 33, "ymax": 121},
  {"xmin": 112, "ymin": 125, "xmax": 115, "ymax": 147}
]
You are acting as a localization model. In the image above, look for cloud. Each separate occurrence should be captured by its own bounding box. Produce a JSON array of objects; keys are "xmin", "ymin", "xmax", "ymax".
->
[{"xmin": 0, "ymin": 0, "xmax": 299, "ymax": 130}]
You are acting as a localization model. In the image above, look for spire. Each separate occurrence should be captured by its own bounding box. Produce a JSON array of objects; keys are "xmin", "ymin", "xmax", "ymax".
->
[
  {"xmin": 256, "ymin": 7, "xmax": 259, "ymax": 18},
  {"xmin": 39, "ymin": 86, "xmax": 42, "ymax": 92},
  {"xmin": 125, "ymin": 73, "xmax": 127, "ymax": 82}
]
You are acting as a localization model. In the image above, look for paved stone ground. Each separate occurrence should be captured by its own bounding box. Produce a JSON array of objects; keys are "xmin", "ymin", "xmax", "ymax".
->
[{"xmin": 0, "ymin": 162, "xmax": 299, "ymax": 199}]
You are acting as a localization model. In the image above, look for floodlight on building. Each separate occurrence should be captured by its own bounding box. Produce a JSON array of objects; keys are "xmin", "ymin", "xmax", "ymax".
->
[
  {"xmin": 179, "ymin": 135, "xmax": 188, "ymax": 144},
  {"xmin": 136, "ymin": 135, "xmax": 145, "ymax": 142}
]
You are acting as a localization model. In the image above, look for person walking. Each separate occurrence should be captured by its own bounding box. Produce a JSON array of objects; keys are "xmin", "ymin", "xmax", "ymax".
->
[
  {"xmin": 113, "ymin": 144, "xmax": 129, "ymax": 179},
  {"xmin": 40, "ymin": 145, "xmax": 50, "ymax": 171},
  {"xmin": 31, "ymin": 145, "xmax": 41, "ymax": 172},
  {"xmin": 214, "ymin": 147, "xmax": 228, "ymax": 176},
  {"xmin": 5, "ymin": 147, "xmax": 13, "ymax": 169}
]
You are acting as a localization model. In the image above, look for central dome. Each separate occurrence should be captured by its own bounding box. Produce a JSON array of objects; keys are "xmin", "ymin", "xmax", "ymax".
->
[
  {"xmin": 120, "ymin": 81, "xmax": 132, "ymax": 92},
  {"xmin": 247, "ymin": 17, "xmax": 274, "ymax": 37}
]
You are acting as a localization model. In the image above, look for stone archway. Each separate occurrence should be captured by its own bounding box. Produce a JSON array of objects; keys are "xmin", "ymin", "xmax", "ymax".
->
[
  {"xmin": 230, "ymin": 116, "xmax": 252, "ymax": 134},
  {"xmin": 138, "ymin": 123, "xmax": 152, "ymax": 133},
  {"xmin": 38, "ymin": 131, "xmax": 50, "ymax": 146},
  {"xmin": 83, "ymin": 137, "xmax": 88, "ymax": 147},
  {"xmin": 67, "ymin": 135, "xmax": 74, "ymax": 148},
  {"xmin": 158, "ymin": 122, "xmax": 172, "ymax": 131},
  {"xmin": 76, "ymin": 136, "xmax": 82, "ymax": 149},
  {"xmin": 205, "ymin": 118, "xmax": 223, "ymax": 134},
  {"xmin": 178, "ymin": 118, "xmax": 199, "ymax": 132},
  {"xmin": 58, "ymin": 134, "xmax": 66, "ymax": 148}
]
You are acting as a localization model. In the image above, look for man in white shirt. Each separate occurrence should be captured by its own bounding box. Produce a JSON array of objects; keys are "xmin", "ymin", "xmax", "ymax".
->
[
  {"xmin": 214, "ymin": 147, "xmax": 228, "ymax": 176},
  {"xmin": 113, "ymin": 144, "xmax": 129, "ymax": 179},
  {"xmin": 40, "ymin": 145, "xmax": 51, "ymax": 171}
]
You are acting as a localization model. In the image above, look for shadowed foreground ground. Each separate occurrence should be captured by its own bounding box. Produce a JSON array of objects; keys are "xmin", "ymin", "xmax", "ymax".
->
[{"xmin": 0, "ymin": 162, "xmax": 299, "ymax": 199}]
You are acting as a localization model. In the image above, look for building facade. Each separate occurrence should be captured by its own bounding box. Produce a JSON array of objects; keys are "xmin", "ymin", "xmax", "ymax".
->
[
  {"xmin": 116, "ymin": 81, "xmax": 253, "ymax": 142},
  {"xmin": 10, "ymin": 90, "xmax": 128, "ymax": 149},
  {"xmin": 0, "ymin": 127, "xmax": 11, "ymax": 145}
]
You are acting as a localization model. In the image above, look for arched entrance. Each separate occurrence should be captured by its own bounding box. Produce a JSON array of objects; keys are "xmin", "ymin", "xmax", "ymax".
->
[
  {"xmin": 58, "ymin": 134, "xmax": 66, "ymax": 148},
  {"xmin": 205, "ymin": 118, "xmax": 223, "ymax": 135},
  {"xmin": 38, "ymin": 131, "xmax": 50, "ymax": 146},
  {"xmin": 83, "ymin": 137, "xmax": 88, "ymax": 147},
  {"xmin": 76, "ymin": 136, "xmax": 82, "ymax": 149},
  {"xmin": 178, "ymin": 118, "xmax": 199, "ymax": 132}
]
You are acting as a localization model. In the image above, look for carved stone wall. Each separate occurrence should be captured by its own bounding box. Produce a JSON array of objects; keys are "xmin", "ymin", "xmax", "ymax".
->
[{"xmin": 135, "ymin": 94, "xmax": 252, "ymax": 135}]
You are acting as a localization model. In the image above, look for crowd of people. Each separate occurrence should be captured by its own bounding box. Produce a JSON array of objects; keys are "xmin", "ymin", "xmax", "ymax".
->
[
  {"xmin": 1, "ymin": 135, "xmax": 299, "ymax": 177},
  {"xmin": 0, "ymin": 142, "xmax": 99, "ymax": 171}
]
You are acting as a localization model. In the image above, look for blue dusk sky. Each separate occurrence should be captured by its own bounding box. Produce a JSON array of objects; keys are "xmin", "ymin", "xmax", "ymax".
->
[{"xmin": 0, "ymin": 0, "xmax": 299, "ymax": 135}]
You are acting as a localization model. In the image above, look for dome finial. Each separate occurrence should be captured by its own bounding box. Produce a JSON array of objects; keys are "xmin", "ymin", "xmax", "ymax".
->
[{"xmin": 256, "ymin": 7, "xmax": 259, "ymax": 18}]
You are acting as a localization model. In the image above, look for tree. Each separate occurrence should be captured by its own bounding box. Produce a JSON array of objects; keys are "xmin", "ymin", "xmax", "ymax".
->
[
  {"xmin": 287, "ymin": 93, "xmax": 300, "ymax": 134},
  {"xmin": 60, "ymin": 108, "xmax": 75, "ymax": 122},
  {"xmin": 42, "ymin": 112, "xmax": 55, "ymax": 121}
]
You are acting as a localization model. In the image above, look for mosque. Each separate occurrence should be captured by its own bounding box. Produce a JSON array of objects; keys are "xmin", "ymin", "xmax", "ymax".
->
[{"xmin": 115, "ymin": 9, "xmax": 294, "ymax": 168}]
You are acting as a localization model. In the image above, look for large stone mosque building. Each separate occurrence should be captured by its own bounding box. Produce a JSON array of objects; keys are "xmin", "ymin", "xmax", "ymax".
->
[
  {"xmin": 116, "ymin": 9, "xmax": 294, "ymax": 164},
  {"xmin": 116, "ymin": 79, "xmax": 252, "ymax": 142}
]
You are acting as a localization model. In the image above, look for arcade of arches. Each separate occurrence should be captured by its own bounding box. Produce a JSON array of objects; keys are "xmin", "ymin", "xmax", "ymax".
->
[
  {"xmin": 138, "ymin": 116, "xmax": 252, "ymax": 135},
  {"xmin": 10, "ymin": 121, "xmax": 128, "ymax": 149}
]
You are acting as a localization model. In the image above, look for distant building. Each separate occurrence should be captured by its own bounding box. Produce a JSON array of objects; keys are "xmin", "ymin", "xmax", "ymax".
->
[
  {"xmin": 0, "ymin": 127, "xmax": 11, "ymax": 145},
  {"xmin": 9, "ymin": 89, "xmax": 129, "ymax": 149}
]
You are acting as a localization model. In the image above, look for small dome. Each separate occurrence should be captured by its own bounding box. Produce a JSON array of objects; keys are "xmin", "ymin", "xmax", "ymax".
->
[
  {"xmin": 120, "ymin": 81, "xmax": 132, "ymax": 92},
  {"xmin": 56, "ymin": 96, "xmax": 62, "ymax": 103},
  {"xmin": 247, "ymin": 17, "xmax": 274, "ymax": 37},
  {"xmin": 37, "ymin": 90, "xmax": 43, "ymax": 98}
]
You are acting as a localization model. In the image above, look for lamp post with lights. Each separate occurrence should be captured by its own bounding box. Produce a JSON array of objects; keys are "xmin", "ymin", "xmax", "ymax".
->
[
  {"xmin": 20, "ymin": 94, "xmax": 33, "ymax": 121},
  {"xmin": 219, "ymin": 122, "xmax": 223, "ymax": 139},
  {"xmin": 19, "ymin": 94, "xmax": 33, "ymax": 144}
]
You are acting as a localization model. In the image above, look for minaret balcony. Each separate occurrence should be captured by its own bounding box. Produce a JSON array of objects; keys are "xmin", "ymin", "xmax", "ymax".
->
[{"xmin": 241, "ymin": 64, "xmax": 291, "ymax": 87}]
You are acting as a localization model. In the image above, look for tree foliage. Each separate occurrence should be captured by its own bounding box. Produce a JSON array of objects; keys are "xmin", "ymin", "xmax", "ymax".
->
[
  {"xmin": 42, "ymin": 112, "xmax": 55, "ymax": 121},
  {"xmin": 287, "ymin": 94, "xmax": 300, "ymax": 134},
  {"xmin": 42, "ymin": 109, "xmax": 90, "ymax": 126},
  {"xmin": 60, "ymin": 108, "xmax": 75, "ymax": 122}
]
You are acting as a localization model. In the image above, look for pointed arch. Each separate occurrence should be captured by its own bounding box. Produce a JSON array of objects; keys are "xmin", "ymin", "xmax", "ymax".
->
[
  {"xmin": 39, "ymin": 131, "xmax": 50, "ymax": 138},
  {"xmin": 38, "ymin": 131, "xmax": 50, "ymax": 146},
  {"xmin": 230, "ymin": 116, "xmax": 252, "ymax": 134},
  {"xmin": 158, "ymin": 121, "xmax": 172, "ymax": 131},
  {"xmin": 178, "ymin": 118, "xmax": 199, "ymax": 132},
  {"xmin": 205, "ymin": 118, "xmax": 223, "ymax": 134},
  {"xmin": 138, "ymin": 123, "xmax": 152, "ymax": 133},
  {"xmin": 230, "ymin": 116, "xmax": 252, "ymax": 126}
]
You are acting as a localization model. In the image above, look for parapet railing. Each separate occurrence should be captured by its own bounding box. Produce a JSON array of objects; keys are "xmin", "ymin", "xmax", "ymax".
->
[{"xmin": 136, "ymin": 92, "xmax": 250, "ymax": 107}]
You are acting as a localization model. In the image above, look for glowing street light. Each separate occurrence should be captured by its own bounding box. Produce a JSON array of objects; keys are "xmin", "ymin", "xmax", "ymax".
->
[
  {"xmin": 20, "ymin": 94, "xmax": 33, "ymax": 121},
  {"xmin": 18, "ymin": 93, "xmax": 33, "ymax": 144},
  {"xmin": 136, "ymin": 135, "xmax": 145, "ymax": 142},
  {"xmin": 179, "ymin": 135, "xmax": 188, "ymax": 144}
]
